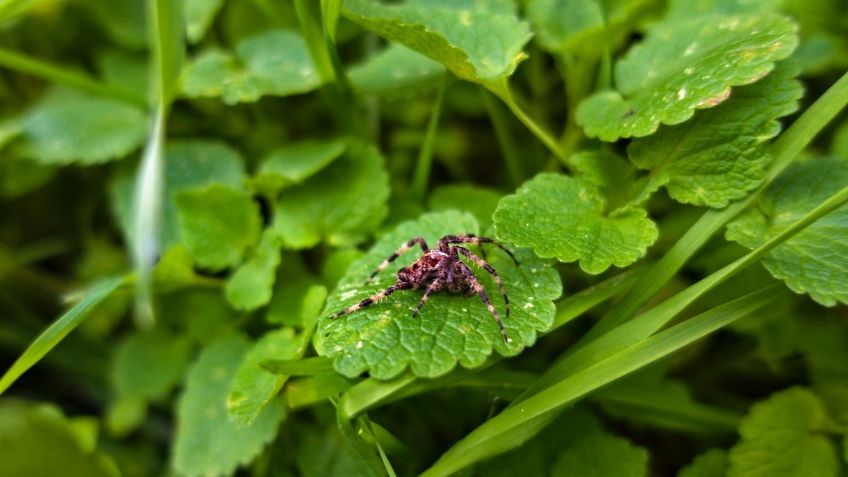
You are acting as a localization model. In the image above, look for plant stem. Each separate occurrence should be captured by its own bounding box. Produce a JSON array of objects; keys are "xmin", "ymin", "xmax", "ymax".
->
[
  {"xmin": 0, "ymin": 47, "xmax": 146, "ymax": 107},
  {"xmin": 482, "ymin": 90, "xmax": 524, "ymax": 186},
  {"xmin": 411, "ymin": 77, "xmax": 447, "ymax": 201}
]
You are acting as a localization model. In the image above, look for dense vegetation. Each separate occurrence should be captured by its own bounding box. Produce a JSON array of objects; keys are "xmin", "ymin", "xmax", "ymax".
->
[{"xmin": 1, "ymin": 0, "xmax": 847, "ymax": 476}]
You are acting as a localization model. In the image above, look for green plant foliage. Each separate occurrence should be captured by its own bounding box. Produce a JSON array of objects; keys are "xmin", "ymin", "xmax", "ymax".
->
[
  {"xmin": 175, "ymin": 184, "xmax": 262, "ymax": 270},
  {"xmin": 628, "ymin": 61, "xmax": 803, "ymax": 207},
  {"xmin": 342, "ymin": 0, "xmax": 531, "ymax": 87},
  {"xmin": 14, "ymin": 89, "xmax": 146, "ymax": 165},
  {"xmin": 493, "ymin": 172, "xmax": 658, "ymax": 274},
  {"xmin": 349, "ymin": 43, "xmax": 446, "ymax": 96},
  {"xmin": 111, "ymin": 329, "xmax": 191, "ymax": 400},
  {"xmin": 184, "ymin": 0, "xmax": 225, "ymax": 44},
  {"xmin": 251, "ymin": 139, "xmax": 347, "ymax": 196},
  {"xmin": 551, "ymin": 432, "xmax": 649, "ymax": 477},
  {"xmin": 727, "ymin": 387, "xmax": 839, "ymax": 477},
  {"xmin": 316, "ymin": 211, "xmax": 561, "ymax": 379},
  {"xmin": 173, "ymin": 335, "xmax": 285, "ymax": 477},
  {"xmin": 678, "ymin": 449, "xmax": 727, "ymax": 477},
  {"xmin": 227, "ymin": 328, "xmax": 300, "ymax": 427},
  {"xmin": 272, "ymin": 141, "xmax": 390, "ymax": 249},
  {"xmin": 427, "ymin": 184, "xmax": 502, "ymax": 231},
  {"xmin": 577, "ymin": 14, "xmax": 798, "ymax": 141},
  {"xmin": 182, "ymin": 29, "xmax": 320, "ymax": 104},
  {"xmin": 0, "ymin": 400, "xmax": 120, "ymax": 477},
  {"xmin": 225, "ymin": 230, "xmax": 284, "ymax": 310},
  {"xmin": 726, "ymin": 155, "xmax": 848, "ymax": 305}
]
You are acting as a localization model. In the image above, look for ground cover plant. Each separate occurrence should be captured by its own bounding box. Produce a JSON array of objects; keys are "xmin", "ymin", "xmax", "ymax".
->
[{"xmin": 1, "ymin": 0, "xmax": 848, "ymax": 475}]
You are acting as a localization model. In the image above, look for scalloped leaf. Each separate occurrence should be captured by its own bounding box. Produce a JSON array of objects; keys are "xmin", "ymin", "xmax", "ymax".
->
[
  {"xmin": 272, "ymin": 141, "xmax": 389, "ymax": 249},
  {"xmin": 225, "ymin": 229, "xmax": 284, "ymax": 311},
  {"xmin": 0, "ymin": 400, "xmax": 120, "ymax": 477},
  {"xmin": 727, "ymin": 387, "xmax": 839, "ymax": 477},
  {"xmin": 342, "ymin": 0, "xmax": 531, "ymax": 87},
  {"xmin": 175, "ymin": 184, "xmax": 262, "ymax": 270},
  {"xmin": 349, "ymin": 43, "xmax": 446, "ymax": 97},
  {"xmin": 726, "ymin": 156, "xmax": 848, "ymax": 306},
  {"xmin": 315, "ymin": 211, "xmax": 560, "ymax": 379},
  {"xmin": 182, "ymin": 29, "xmax": 320, "ymax": 104},
  {"xmin": 628, "ymin": 61, "xmax": 803, "ymax": 208},
  {"xmin": 576, "ymin": 14, "xmax": 798, "ymax": 141},
  {"xmin": 173, "ymin": 335, "xmax": 285, "ymax": 477},
  {"xmin": 250, "ymin": 139, "xmax": 347, "ymax": 197},
  {"xmin": 493, "ymin": 172, "xmax": 658, "ymax": 274},
  {"xmin": 679, "ymin": 449, "xmax": 728, "ymax": 477},
  {"xmin": 227, "ymin": 328, "xmax": 300, "ymax": 427},
  {"xmin": 552, "ymin": 432, "xmax": 649, "ymax": 477},
  {"xmin": 15, "ymin": 88, "xmax": 146, "ymax": 165}
]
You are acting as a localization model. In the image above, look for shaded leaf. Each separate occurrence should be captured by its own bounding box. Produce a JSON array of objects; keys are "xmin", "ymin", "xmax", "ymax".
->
[
  {"xmin": 272, "ymin": 141, "xmax": 389, "ymax": 249},
  {"xmin": 184, "ymin": 0, "xmax": 225, "ymax": 43},
  {"xmin": 427, "ymin": 183, "xmax": 502, "ymax": 231},
  {"xmin": 16, "ymin": 89, "xmax": 146, "ymax": 165},
  {"xmin": 175, "ymin": 184, "xmax": 262, "ymax": 270},
  {"xmin": 727, "ymin": 387, "xmax": 839, "ymax": 477},
  {"xmin": 0, "ymin": 400, "xmax": 120, "ymax": 477},
  {"xmin": 349, "ymin": 43, "xmax": 445, "ymax": 97},
  {"xmin": 227, "ymin": 328, "xmax": 300, "ymax": 427},
  {"xmin": 628, "ymin": 61, "xmax": 803, "ymax": 207},
  {"xmin": 173, "ymin": 335, "xmax": 285, "ymax": 477},
  {"xmin": 343, "ymin": 0, "xmax": 531, "ymax": 87},
  {"xmin": 726, "ymin": 155, "xmax": 848, "ymax": 305},
  {"xmin": 112, "ymin": 329, "xmax": 191, "ymax": 400},
  {"xmin": 182, "ymin": 29, "xmax": 320, "ymax": 104},
  {"xmin": 678, "ymin": 449, "xmax": 727, "ymax": 477},
  {"xmin": 551, "ymin": 432, "xmax": 649, "ymax": 477},
  {"xmin": 315, "ymin": 211, "xmax": 561, "ymax": 379},
  {"xmin": 251, "ymin": 139, "xmax": 347, "ymax": 197},
  {"xmin": 493, "ymin": 172, "xmax": 658, "ymax": 274},
  {"xmin": 225, "ymin": 229, "xmax": 284, "ymax": 310},
  {"xmin": 577, "ymin": 14, "xmax": 798, "ymax": 141}
]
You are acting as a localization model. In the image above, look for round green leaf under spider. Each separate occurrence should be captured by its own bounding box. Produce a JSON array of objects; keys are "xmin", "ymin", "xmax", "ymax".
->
[{"xmin": 315, "ymin": 211, "xmax": 561, "ymax": 379}]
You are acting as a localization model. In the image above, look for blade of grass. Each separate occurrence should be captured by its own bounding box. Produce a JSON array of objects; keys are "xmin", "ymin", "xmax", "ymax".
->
[
  {"xmin": 421, "ymin": 285, "xmax": 778, "ymax": 477},
  {"xmin": 0, "ymin": 276, "xmax": 125, "ymax": 395},
  {"xmin": 411, "ymin": 77, "xmax": 447, "ymax": 201},
  {"xmin": 262, "ymin": 356, "xmax": 336, "ymax": 376},
  {"xmin": 0, "ymin": 47, "xmax": 146, "ymax": 107}
]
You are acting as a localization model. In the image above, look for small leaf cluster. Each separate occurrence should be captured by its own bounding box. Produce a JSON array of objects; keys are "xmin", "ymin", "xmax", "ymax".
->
[{"xmin": 0, "ymin": 1, "xmax": 847, "ymax": 477}]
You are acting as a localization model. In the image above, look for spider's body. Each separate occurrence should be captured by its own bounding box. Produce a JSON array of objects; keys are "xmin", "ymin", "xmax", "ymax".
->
[{"xmin": 329, "ymin": 235, "xmax": 518, "ymax": 343}]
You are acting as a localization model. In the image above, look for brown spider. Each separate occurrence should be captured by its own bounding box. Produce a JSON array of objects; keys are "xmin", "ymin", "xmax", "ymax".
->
[{"xmin": 329, "ymin": 234, "xmax": 519, "ymax": 343}]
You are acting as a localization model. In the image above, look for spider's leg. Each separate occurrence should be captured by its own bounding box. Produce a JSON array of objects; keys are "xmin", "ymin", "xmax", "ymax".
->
[
  {"xmin": 457, "ymin": 261, "xmax": 510, "ymax": 344},
  {"xmin": 365, "ymin": 237, "xmax": 429, "ymax": 284},
  {"xmin": 330, "ymin": 283, "xmax": 413, "ymax": 319},
  {"xmin": 455, "ymin": 246, "xmax": 510, "ymax": 318},
  {"xmin": 412, "ymin": 279, "xmax": 444, "ymax": 317},
  {"xmin": 440, "ymin": 234, "xmax": 518, "ymax": 265}
]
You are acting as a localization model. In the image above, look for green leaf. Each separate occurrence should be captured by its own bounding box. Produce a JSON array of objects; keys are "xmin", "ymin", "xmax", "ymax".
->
[
  {"xmin": 272, "ymin": 141, "xmax": 390, "ymax": 249},
  {"xmin": 315, "ymin": 210, "xmax": 561, "ymax": 379},
  {"xmin": 527, "ymin": 0, "xmax": 652, "ymax": 55},
  {"xmin": 0, "ymin": 400, "xmax": 120, "ymax": 477},
  {"xmin": 0, "ymin": 155, "xmax": 55, "ymax": 198},
  {"xmin": 175, "ymin": 184, "xmax": 262, "ymax": 270},
  {"xmin": 727, "ymin": 387, "xmax": 839, "ymax": 477},
  {"xmin": 173, "ymin": 335, "xmax": 285, "ymax": 477},
  {"xmin": 225, "ymin": 230, "xmax": 284, "ymax": 310},
  {"xmin": 726, "ymin": 155, "xmax": 848, "ymax": 306},
  {"xmin": 551, "ymin": 432, "xmax": 649, "ymax": 477},
  {"xmin": 427, "ymin": 184, "xmax": 502, "ymax": 231},
  {"xmin": 629, "ymin": 61, "xmax": 803, "ymax": 208},
  {"xmin": 227, "ymin": 328, "xmax": 300, "ymax": 427},
  {"xmin": 349, "ymin": 43, "xmax": 446, "ymax": 97},
  {"xmin": 0, "ymin": 277, "xmax": 124, "ymax": 395},
  {"xmin": 251, "ymin": 139, "xmax": 347, "ymax": 197},
  {"xmin": 576, "ymin": 14, "xmax": 798, "ymax": 141},
  {"xmin": 15, "ymin": 89, "xmax": 146, "ymax": 165},
  {"xmin": 796, "ymin": 319, "xmax": 848, "ymax": 424},
  {"xmin": 79, "ymin": 0, "xmax": 147, "ymax": 49},
  {"xmin": 493, "ymin": 172, "xmax": 658, "ymax": 274},
  {"xmin": 111, "ymin": 329, "xmax": 191, "ymax": 400},
  {"xmin": 184, "ymin": 0, "xmax": 225, "ymax": 43},
  {"xmin": 678, "ymin": 449, "xmax": 727, "ymax": 477},
  {"xmin": 342, "ymin": 0, "xmax": 531, "ymax": 87},
  {"xmin": 182, "ymin": 29, "xmax": 321, "ymax": 104}
]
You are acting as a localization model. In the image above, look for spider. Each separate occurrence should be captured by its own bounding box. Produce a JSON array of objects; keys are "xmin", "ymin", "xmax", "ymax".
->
[{"xmin": 329, "ymin": 234, "xmax": 519, "ymax": 343}]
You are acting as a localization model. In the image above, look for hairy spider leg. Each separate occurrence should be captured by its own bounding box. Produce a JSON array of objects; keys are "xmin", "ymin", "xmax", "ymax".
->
[
  {"xmin": 456, "ymin": 261, "xmax": 510, "ymax": 343},
  {"xmin": 412, "ymin": 278, "xmax": 445, "ymax": 317},
  {"xmin": 330, "ymin": 283, "xmax": 414, "ymax": 319},
  {"xmin": 440, "ymin": 235, "xmax": 519, "ymax": 266},
  {"xmin": 454, "ymin": 246, "xmax": 510, "ymax": 318},
  {"xmin": 365, "ymin": 237, "xmax": 429, "ymax": 284}
]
